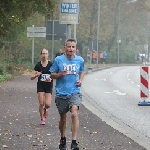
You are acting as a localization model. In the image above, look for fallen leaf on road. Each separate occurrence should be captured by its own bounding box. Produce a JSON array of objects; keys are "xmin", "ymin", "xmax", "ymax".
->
[
  {"xmin": 27, "ymin": 135, "xmax": 32, "ymax": 138},
  {"xmin": 3, "ymin": 145, "xmax": 9, "ymax": 148},
  {"xmin": 16, "ymin": 134, "xmax": 20, "ymax": 136}
]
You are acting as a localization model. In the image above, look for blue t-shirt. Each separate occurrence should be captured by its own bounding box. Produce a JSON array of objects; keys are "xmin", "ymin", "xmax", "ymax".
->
[
  {"xmin": 50, "ymin": 54, "xmax": 84, "ymax": 96},
  {"xmin": 103, "ymin": 52, "xmax": 107, "ymax": 58}
]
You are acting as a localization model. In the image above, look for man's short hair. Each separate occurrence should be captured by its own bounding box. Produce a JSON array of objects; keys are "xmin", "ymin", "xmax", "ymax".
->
[{"xmin": 65, "ymin": 38, "xmax": 77, "ymax": 46}]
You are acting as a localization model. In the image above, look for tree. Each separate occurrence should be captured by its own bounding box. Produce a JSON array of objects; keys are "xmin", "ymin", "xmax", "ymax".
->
[{"xmin": 0, "ymin": 0, "xmax": 55, "ymax": 38}]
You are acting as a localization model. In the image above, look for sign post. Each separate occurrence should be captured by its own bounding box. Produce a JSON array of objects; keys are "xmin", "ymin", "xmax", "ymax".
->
[
  {"xmin": 59, "ymin": 0, "xmax": 79, "ymax": 39},
  {"xmin": 32, "ymin": 25, "xmax": 34, "ymax": 65},
  {"xmin": 46, "ymin": 20, "xmax": 66, "ymax": 60},
  {"xmin": 27, "ymin": 26, "xmax": 46, "ymax": 64},
  {"xmin": 144, "ymin": 44, "xmax": 148, "ymax": 51},
  {"xmin": 117, "ymin": 39, "xmax": 121, "ymax": 64},
  {"xmin": 46, "ymin": 20, "xmax": 66, "ymax": 40}
]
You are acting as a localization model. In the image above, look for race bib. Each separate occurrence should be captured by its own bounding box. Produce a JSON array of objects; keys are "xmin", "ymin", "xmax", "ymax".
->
[
  {"xmin": 63, "ymin": 64, "xmax": 77, "ymax": 75},
  {"xmin": 40, "ymin": 74, "xmax": 50, "ymax": 81},
  {"xmin": 66, "ymin": 71, "xmax": 76, "ymax": 74}
]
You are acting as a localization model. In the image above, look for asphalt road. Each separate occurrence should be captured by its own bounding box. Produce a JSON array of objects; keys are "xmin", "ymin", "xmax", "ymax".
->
[
  {"xmin": 0, "ymin": 64, "xmax": 149, "ymax": 150},
  {"xmin": 82, "ymin": 66, "xmax": 150, "ymax": 150}
]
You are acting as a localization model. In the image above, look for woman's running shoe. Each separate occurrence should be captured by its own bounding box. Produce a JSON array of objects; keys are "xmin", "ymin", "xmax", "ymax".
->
[{"xmin": 40, "ymin": 119, "xmax": 45, "ymax": 125}]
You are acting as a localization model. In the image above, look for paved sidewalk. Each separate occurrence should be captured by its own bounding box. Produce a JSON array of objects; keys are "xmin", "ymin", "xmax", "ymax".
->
[{"xmin": 0, "ymin": 64, "xmax": 147, "ymax": 150}]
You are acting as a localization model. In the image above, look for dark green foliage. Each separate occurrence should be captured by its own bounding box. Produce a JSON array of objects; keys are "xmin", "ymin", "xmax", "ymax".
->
[{"xmin": 0, "ymin": 0, "xmax": 55, "ymax": 38}]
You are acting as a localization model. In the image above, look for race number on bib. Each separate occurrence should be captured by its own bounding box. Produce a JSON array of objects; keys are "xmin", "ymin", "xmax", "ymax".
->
[{"xmin": 40, "ymin": 74, "xmax": 50, "ymax": 81}]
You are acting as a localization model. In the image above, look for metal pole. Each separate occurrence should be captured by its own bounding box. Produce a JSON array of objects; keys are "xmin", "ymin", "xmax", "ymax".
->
[
  {"xmin": 74, "ymin": 24, "xmax": 76, "ymax": 40},
  {"xmin": 117, "ymin": 4, "xmax": 121, "ymax": 65},
  {"xmin": 32, "ymin": 25, "xmax": 34, "ymax": 64},
  {"xmin": 66, "ymin": 24, "xmax": 71, "ymax": 39},
  {"xmin": 97, "ymin": 0, "xmax": 100, "ymax": 68},
  {"xmin": 51, "ymin": 18, "xmax": 55, "ymax": 61},
  {"xmin": 117, "ymin": 42, "xmax": 119, "ymax": 64}
]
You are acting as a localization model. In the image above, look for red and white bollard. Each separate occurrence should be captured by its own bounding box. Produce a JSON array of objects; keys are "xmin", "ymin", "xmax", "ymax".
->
[{"xmin": 138, "ymin": 66, "xmax": 150, "ymax": 106}]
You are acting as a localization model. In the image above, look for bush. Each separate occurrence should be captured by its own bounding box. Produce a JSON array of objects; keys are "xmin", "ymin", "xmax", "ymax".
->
[
  {"xmin": 0, "ymin": 68, "xmax": 3, "ymax": 75},
  {"xmin": 6, "ymin": 65, "xmax": 14, "ymax": 74},
  {"xmin": 22, "ymin": 62, "xmax": 34, "ymax": 69},
  {"xmin": 0, "ymin": 74, "xmax": 13, "ymax": 83},
  {"xmin": 0, "ymin": 75, "xmax": 6, "ymax": 82},
  {"xmin": 5, "ymin": 74, "xmax": 13, "ymax": 81}
]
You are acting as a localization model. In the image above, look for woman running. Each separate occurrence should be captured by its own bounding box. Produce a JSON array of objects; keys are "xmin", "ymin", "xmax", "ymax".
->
[{"xmin": 30, "ymin": 49, "xmax": 53, "ymax": 125}]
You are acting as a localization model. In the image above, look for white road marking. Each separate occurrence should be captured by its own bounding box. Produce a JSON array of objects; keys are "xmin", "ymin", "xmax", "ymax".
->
[
  {"xmin": 94, "ymin": 78, "xmax": 107, "ymax": 81},
  {"xmin": 104, "ymin": 90, "xmax": 126, "ymax": 96},
  {"xmin": 127, "ymin": 70, "xmax": 139, "ymax": 86},
  {"xmin": 104, "ymin": 92, "xmax": 114, "ymax": 94},
  {"xmin": 113, "ymin": 90, "xmax": 126, "ymax": 96}
]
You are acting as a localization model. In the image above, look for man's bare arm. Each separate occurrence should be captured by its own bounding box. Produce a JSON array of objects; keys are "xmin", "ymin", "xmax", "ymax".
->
[
  {"xmin": 76, "ymin": 72, "xmax": 84, "ymax": 87},
  {"xmin": 50, "ymin": 70, "xmax": 67, "ymax": 79},
  {"xmin": 79, "ymin": 72, "xmax": 84, "ymax": 81}
]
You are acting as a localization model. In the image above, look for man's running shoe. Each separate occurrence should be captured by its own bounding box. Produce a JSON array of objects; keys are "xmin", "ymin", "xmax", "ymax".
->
[
  {"xmin": 40, "ymin": 119, "xmax": 45, "ymax": 125},
  {"xmin": 43, "ymin": 109, "xmax": 48, "ymax": 118},
  {"xmin": 59, "ymin": 138, "xmax": 66, "ymax": 150},
  {"xmin": 71, "ymin": 142, "xmax": 79, "ymax": 150}
]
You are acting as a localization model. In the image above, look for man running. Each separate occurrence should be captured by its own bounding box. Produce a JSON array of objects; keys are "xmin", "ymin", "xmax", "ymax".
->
[{"xmin": 50, "ymin": 38, "xmax": 84, "ymax": 150}]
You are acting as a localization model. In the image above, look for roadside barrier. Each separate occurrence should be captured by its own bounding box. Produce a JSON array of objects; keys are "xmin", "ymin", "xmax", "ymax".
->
[{"xmin": 138, "ymin": 66, "xmax": 150, "ymax": 106}]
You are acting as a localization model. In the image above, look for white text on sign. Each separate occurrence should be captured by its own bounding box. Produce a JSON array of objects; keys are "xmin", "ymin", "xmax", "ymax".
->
[{"xmin": 61, "ymin": 3, "xmax": 78, "ymax": 14}]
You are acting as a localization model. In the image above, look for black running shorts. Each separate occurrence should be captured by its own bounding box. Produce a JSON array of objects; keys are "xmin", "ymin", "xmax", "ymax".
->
[{"xmin": 37, "ymin": 82, "xmax": 52, "ymax": 94}]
